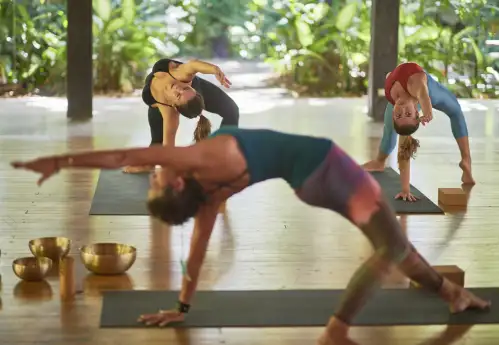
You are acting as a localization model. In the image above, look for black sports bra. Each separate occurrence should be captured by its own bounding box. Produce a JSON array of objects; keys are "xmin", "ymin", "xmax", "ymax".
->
[{"xmin": 141, "ymin": 58, "xmax": 202, "ymax": 107}]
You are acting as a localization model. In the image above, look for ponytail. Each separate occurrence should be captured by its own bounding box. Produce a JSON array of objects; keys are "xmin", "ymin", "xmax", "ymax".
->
[
  {"xmin": 397, "ymin": 135, "xmax": 420, "ymax": 166},
  {"xmin": 193, "ymin": 114, "xmax": 212, "ymax": 142}
]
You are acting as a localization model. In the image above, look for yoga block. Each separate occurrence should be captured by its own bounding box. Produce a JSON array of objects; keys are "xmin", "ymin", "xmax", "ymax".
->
[
  {"xmin": 438, "ymin": 188, "xmax": 467, "ymax": 206},
  {"xmin": 410, "ymin": 265, "xmax": 465, "ymax": 288}
]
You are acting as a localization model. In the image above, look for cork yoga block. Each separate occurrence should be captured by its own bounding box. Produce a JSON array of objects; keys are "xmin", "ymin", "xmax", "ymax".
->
[
  {"xmin": 410, "ymin": 265, "xmax": 465, "ymax": 288},
  {"xmin": 438, "ymin": 188, "xmax": 467, "ymax": 206}
]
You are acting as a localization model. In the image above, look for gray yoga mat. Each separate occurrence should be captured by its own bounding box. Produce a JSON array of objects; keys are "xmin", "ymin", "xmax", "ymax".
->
[
  {"xmin": 89, "ymin": 170, "xmax": 149, "ymax": 215},
  {"xmin": 369, "ymin": 168, "xmax": 443, "ymax": 214},
  {"xmin": 89, "ymin": 168, "xmax": 442, "ymax": 215},
  {"xmin": 100, "ymin": 288, "xmax": 497, "ymax": 328}
]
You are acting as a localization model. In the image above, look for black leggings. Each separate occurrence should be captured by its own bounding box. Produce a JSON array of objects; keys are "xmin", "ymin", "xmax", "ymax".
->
[{"xmin": 148, "ymin": 78, "xmax": 239, "ymax": 145}]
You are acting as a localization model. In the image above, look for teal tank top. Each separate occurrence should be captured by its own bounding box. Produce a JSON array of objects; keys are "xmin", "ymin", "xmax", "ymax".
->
[{"xmin": 210, "ymin": 127, "xmax": 332, "ymax": 189}]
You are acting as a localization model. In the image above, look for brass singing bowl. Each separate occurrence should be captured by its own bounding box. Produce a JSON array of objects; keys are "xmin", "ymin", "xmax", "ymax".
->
[
  {"xmin": 80, "ymin": 243, "xmax": 137, "ymax": 275},
  {"xmin": 12, "ymin": 257, "xmax": 53, "ymax": 281},
  {"xmin": 29, "ymin": 237, "xmax": 71, "ymax": 261}
]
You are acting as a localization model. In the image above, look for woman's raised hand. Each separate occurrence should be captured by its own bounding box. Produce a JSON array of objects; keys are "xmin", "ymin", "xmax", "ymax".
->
[{"xmin": 214, "ymin": 66, "xmax": 232, "ymax": 88}]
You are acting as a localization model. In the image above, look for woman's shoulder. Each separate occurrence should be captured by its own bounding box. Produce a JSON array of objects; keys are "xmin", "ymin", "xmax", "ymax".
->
[{"xmin": 152, "ymin": 58, "xmax": 184, "ymax": 73}]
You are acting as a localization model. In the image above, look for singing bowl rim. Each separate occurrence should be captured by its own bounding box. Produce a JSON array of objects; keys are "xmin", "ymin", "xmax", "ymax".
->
[
  {"xmin": 12, "ymin": 256, "xmax": 53, "ymax": 279},
  {"xmin": 79, "ymin": 243, "xmax": 137, "ymax": 255},
  {"xmin": 28, "ymin": 236, "xmax": 72, "ymax": 245},
  {"xmin": 28, "ymin": 236, "xmax": 72, "ymax": 255},
  {"xmin": 79, "ymin": 243, "xmax": 137, "ymax": 274}
]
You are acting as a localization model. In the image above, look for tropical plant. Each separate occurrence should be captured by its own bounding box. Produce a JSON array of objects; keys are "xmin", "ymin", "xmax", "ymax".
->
[
  {"xmin": 0, "ymin": 0, "xmax": 497, "ymax": 98},
  {"xmin": 250, "ymin": 0, "xmax": 371, "ymax": 96},
  {"xmin": 0, "ymin": 0, "xmax": 66, "ymax": 94},
  {"xmin": 92, "ymin": 0, "xmax": 170, "ymax": 94},
  {"xmin": 166, "ymin": 0, "xmax": 251, "ymax": 58},
  {"xmin": 398, "ymin": 0, "xmax": 499, "ymax": 97}
]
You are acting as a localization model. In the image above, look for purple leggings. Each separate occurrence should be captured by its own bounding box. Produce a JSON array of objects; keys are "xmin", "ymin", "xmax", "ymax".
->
[{"xmin": 296, "ymin": 144, "xmax": 443, "ymax": 323}]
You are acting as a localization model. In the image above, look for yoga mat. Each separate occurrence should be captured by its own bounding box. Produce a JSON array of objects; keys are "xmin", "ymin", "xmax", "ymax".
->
[
  {"xmin": 100, "ymin": 288, "xmax": 497, "ymax": 328},
  {"xmin": 89, "ymin": 170, "xmax": 149, "ymax": 215},
  {"xmin": 369, "ymin": 168, "xmax": 443, "ymax": 214},
  {"xmin": 89, "ymin": 168, "xmax": 442, "ymax": 215}
]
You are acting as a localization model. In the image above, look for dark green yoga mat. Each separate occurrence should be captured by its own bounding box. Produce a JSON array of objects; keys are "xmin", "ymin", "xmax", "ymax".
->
[
  {"xmin": 369, "ymin": 168, "xmax": 443, "ymax": 214},
  {"xmin": 100, "ymin": 288, "xmax": 497, "ymax": 328},
  {"xmin": 90, "ymin": 170, "xmax": 149, "ymax": 215},
  {"xmin": 89, "ymin": 168, "xmax": 442, "ymax": 215}
]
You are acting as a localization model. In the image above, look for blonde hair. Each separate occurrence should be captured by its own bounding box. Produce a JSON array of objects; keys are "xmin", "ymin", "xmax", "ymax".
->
[
  {"xmin": 397, "ymin": 135, "xmax": 420, "ymax": 165},
  {"xmin": 193, "ymin": 114, "xmax": 212, "ymax": 142}
]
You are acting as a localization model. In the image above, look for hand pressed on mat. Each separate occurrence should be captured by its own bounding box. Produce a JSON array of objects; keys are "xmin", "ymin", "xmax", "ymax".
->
[
  {"xmin": 137, "ymin": 309, "xmax": 184, "ymax": 327},
  {"xmin": 395, "ymin": 191, "xmax": 419, "ymax": 202}
]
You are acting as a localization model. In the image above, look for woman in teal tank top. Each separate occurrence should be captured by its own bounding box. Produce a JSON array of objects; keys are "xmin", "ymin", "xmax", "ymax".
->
[{"xmin": 11, "ymin": 127, "xmax": 489, "ymax": 344}]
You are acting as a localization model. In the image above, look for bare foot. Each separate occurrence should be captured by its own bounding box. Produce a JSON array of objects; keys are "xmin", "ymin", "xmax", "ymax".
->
[
  {"xmin": 440, "ymin": 279, "xmax": 491, "ymax": 313},
  {"xmin": 362, "ymin": 160, "xmax": 385, "ymax": 172},
  {"xmin": 317, "ymin": 317, "xmax": 359, "ymax": 345},
  {"xmin": 122, "ymin": 165, "xmax": 154, "ymax": 174},
  {"xmin": 459, "ymin": 160, "xmax": 475, "ymax": 185}
]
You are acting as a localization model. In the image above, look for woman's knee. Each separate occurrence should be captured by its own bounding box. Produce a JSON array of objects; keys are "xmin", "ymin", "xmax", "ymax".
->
[
  {"xmin": 376, "ymin": 241, "xmax": 411, "ymax": 265},
  {"xmin": 359, "ymin": 198, "xmax": 411, "ymax": 262}
]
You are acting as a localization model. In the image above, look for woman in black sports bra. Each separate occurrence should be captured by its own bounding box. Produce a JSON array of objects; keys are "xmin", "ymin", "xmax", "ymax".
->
[{"xmin": 123, "ymin": 58, "xmax": 240, "ymax": 173}]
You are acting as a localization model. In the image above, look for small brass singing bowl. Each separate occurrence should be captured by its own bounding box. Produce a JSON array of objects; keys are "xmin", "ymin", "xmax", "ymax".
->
[
  {"xmin": 80, "ymin": 243, "xmax": 137, "ymax": 275},
  {"xmin": 12, "ymin": 257, "xmax": 53, "ymax": 282},
  {"xmin": 29, "ymin": 237, "xmax": 71, "ymax": 262}
]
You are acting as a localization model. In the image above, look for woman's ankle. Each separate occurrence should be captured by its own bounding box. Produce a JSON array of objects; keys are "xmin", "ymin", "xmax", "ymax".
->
[
  {"xmin": 325, "ymin": 316, "xmax": 351, "ymax": 338},
  {"xmin": 438, "ymin": 278, "xmax": 461, "ymax": 301}
]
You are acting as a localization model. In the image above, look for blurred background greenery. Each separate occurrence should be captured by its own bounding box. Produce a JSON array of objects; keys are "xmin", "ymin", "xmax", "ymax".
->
[{"xmin": 0, "ymin": 0, "xmax": 498, "ymax": 98}]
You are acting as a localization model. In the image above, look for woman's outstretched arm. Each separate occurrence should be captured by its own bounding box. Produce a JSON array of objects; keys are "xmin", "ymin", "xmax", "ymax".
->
[
  {"xmin": 57, "ymin": 145, "xmax": 200, "ymax": 171},
  {"xmin": 176, "ymin": 60, "xmax": 231, "ymax": 88},
  {"xmin": 178, "ymin": 59, "xmax": 220, "ymax": 76},
  {"xmin": 396, "ymin": 139, "xmax": 419, "ymax": 202},
  {"xmin": 156, "ymin": 104, "xmax": 179, "ymax": 146},
  {"xmin": 11, "ymin": 144, "xmax": 207, "ymax": 185}
]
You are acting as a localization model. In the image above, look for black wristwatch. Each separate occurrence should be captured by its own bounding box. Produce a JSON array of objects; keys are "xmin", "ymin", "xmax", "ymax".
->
[{"xmin": 176, "ymin": 301, "xmax": 191, "ymax": 313}]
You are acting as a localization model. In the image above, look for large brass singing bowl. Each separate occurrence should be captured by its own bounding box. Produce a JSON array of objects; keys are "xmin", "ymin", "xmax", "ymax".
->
[
  {"xmin": 12, "ymin": 257, "xmax": 53, "ymax": 281},
  {"xmin": 29, "ymin": 237, "xmax": 71, "ymax": 262},
  {"xmin": 80, "ymin": 243, "xmax": 137, "ymax": 275}
]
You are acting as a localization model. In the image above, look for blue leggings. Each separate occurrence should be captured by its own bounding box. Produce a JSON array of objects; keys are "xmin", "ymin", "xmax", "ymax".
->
[{"xmin": 380, "ymin": 73, "xmax": 469, "ymax": 155}]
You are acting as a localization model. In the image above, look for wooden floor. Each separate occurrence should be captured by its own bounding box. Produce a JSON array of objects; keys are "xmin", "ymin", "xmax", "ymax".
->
[{"xmin": 1, "ymin": 93, "xmax": 499, "ymax": 344}]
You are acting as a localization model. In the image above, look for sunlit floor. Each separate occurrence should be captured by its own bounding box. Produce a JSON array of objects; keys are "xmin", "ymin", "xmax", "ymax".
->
[{"xmin": 1, "ymin": 92, "xmax": 499, "ymax": 344}]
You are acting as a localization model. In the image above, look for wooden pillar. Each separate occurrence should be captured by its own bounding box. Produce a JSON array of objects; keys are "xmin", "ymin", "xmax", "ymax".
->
[
  {"xmin": 66, "ymin": 0, "xmax": 93, "ymax": 120},
  {"xmin": 367, "ymin": 0, "xmax": 400, "ymax": 122}
]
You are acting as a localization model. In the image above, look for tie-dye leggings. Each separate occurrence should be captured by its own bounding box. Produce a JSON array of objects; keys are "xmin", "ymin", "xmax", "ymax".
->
[{"xmin": 296, "ymin": 144, "xmax": 443, "ymax": 324}]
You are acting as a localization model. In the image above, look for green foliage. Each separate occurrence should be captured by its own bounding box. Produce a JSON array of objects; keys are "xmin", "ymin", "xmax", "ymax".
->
[
  {"xmin": 167, "ymin": 0, "xmax": 251, "ymax": 58},
  {"xmin": 245, "ymin": 0, "xmax": 371, "ymax": 96},
  {"xmin": 0, "ymin": 0, "xmax": 167, "ymax": 95},
  {"xmin": 92, "ymin": 0, "xmax": 168, "ymax": 93},
  {"xmin": 0, "ymin": 0, "xmax": 497, "ymax": 97},
  {"xmin": 0, "ymin": 0, "xmax": 67, "ymax": 92}
]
